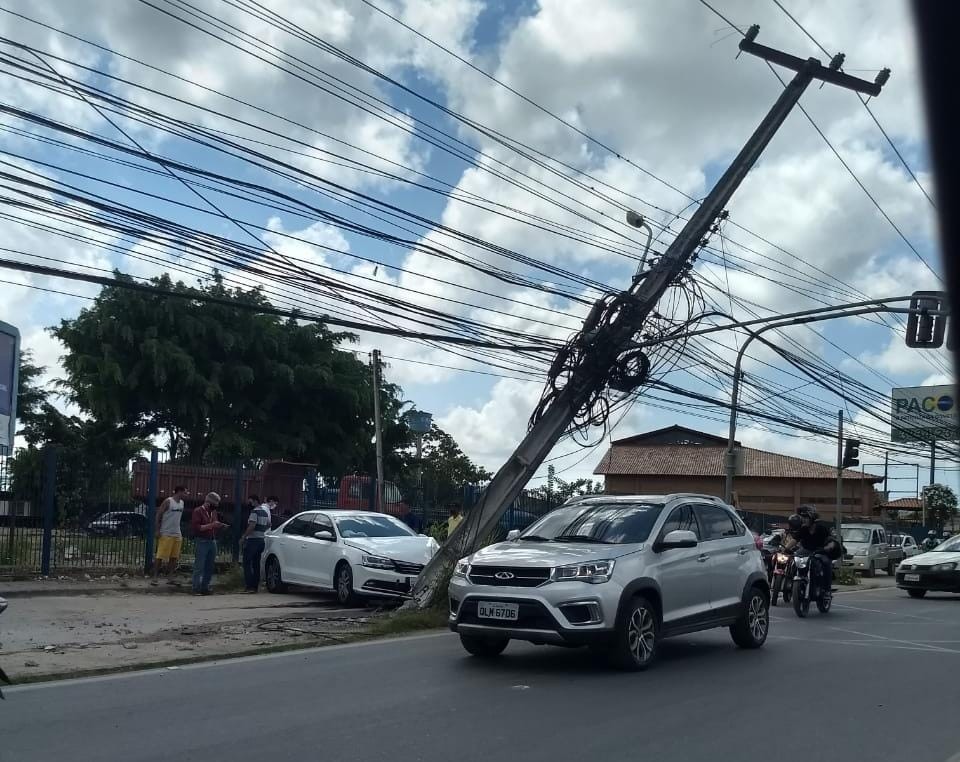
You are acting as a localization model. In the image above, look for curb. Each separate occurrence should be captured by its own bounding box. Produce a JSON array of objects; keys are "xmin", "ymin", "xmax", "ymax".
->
[{"xmin": 0, "ymin": 585, "xmax": 189, "ymax": 599}]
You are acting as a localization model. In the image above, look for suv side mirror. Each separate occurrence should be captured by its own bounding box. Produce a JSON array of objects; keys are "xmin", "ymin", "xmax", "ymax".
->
[
  {"xmin": 506, "ymin": 529, "xmax": 521, "ymax": 541},
  {"xmin": 314, "ymin": 530, "xmax": 334, "ymax": 541},
  {"xmin": 657, "ymin": 530, "xmax": 698, "ymax": 551}
]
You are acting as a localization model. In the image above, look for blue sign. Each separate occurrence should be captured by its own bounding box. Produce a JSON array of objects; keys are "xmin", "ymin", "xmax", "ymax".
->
[{"xmin": 0, "ymin": 321, "xmax": 19, "ymax": 450}]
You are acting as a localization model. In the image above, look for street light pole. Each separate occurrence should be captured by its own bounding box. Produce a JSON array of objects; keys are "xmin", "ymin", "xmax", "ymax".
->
[{"xmin": 723, "ymin": 298, "xmax": 945, "ymax": 504}]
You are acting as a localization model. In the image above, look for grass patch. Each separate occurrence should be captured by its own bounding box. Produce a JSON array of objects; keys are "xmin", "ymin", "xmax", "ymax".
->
[
  {"xmin": 214, "ymin": 564, "xmax": 246, "ymax": 592},
  {"xmin": 835, "ymin": 567, "xmax": 860, "ymax": 586},
  {"xmin": 368, "ymin": 607, "xmax": 449, "ymax": 636}
]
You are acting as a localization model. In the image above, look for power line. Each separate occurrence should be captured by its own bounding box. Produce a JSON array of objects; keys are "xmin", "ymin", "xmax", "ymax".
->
[
  {"xmin": 770, "ymin": 0, "xmax": 936, "ymax": 210},
  {"xmin": 696, "ymin": 0, "xmax": 941, "ymax": 282}
]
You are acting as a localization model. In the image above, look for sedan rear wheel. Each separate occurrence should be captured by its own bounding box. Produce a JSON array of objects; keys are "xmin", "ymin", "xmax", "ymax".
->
[{"xmin": 265, "ymin": 556, "xmax": 287, "ymax": 594}]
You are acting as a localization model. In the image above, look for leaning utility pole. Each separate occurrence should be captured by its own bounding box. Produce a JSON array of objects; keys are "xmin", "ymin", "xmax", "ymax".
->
[{"xmin": 410, "ymin": 27, "xmax": 889, "ymax": 606}]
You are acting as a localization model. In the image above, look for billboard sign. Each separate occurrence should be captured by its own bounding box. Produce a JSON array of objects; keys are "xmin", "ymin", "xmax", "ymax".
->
[
  {"xmin": 0, "ymin": 320, "xmax": 18, "ymax": 451},
  {"xmin": 891, "ymin": 385, "xmax": 959, "ymax": 443}
]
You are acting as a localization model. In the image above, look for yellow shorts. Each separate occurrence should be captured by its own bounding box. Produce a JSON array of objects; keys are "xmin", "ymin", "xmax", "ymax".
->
[{"xmin": 155, "ymin": 535, "xmax": 183, "ymax": 561}]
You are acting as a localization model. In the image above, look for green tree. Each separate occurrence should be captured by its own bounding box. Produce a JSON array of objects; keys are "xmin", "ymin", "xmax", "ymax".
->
[
  {"xmin": 16, "ymin": 350, "xmax": 49, "ymax": 445},
  {"xmin": 402, "ymin": 424, "xmax": 491, "ymax": 506},
  {"xmin": 922, "ymin": 483, "xmax": 958, "ymax": 531},
  {"xmin": 52, "ymin": 272, "xmax": 403, "ymax": 472}
]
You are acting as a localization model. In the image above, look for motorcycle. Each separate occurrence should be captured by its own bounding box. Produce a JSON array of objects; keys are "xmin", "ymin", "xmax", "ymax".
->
[
  {"xmin": 770, "ymin": 547, "xmax": 795, "ymax": 606},
  {"xmin": 791, "ymin": 549, "xmax": 833, "ymax": 618},
  {"xmin": 0, "ymin": 596, "xmax": 10, "ymax": 698}
]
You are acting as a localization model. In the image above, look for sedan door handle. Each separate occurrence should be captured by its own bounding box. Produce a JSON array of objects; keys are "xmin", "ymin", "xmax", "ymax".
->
[
  {"xmin": 738, "ymin": 547, "xmax": 750, "ymax": 555},
  {"xmin": 697, "ymin": 554, "xmax": 710, "ymax": 563}
]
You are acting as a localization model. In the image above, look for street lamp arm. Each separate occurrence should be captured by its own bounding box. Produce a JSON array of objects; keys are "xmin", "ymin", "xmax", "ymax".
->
[{"xmin": 723, "ymin": 304, "xmax": 903, "ymax": 503}]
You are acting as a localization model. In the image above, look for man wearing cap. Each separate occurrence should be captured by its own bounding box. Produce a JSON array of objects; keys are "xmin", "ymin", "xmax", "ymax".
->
[{"xmin": 190, "ymin": 492, "xmax": 227, "ymax": 596}]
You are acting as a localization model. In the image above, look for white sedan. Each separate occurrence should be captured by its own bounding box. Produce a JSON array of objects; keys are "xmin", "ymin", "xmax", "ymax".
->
[{"xmin": 263, "ymin": 510, "xmax": 439, "ymax": 605}]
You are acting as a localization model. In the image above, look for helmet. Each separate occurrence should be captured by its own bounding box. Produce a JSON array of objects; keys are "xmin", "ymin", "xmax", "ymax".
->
[
  {"xmin": 929, "ymin": 530, "xmax": 937, "ymax": 537},
  {"xmin": 787, "ymin": 514, "xmax": 803, "ymax": 532},
  {"xmin": 797, "ymin": 504, "xmax": 818, "ymax": 522}
]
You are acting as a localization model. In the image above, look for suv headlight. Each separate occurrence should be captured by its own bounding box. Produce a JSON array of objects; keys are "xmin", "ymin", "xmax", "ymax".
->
[
  {"xmin": 551, "ymin": 560, "xmax": 615, "ymax": 584},
  {"xmin": 361, "ymin": 554, "xmax": 394, "ymax": 570},
  {"xmin": 931, "ymin": 562, "xmax": 958, "ymax": 572},
  {"xmin": 453, "ymin": 558, "xmax": 470, "ymax": 578},
  {"xmin": 855, "ymin": 549, "xmax": 868, "ymax": 556}
]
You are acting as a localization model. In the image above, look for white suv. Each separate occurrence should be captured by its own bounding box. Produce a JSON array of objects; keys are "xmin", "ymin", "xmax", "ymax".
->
[{"xmin": 448, "ymin": 494, "xmax": 769, "ymax": 670}]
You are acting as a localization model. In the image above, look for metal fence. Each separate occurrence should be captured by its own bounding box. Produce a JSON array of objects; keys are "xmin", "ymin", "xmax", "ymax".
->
[{"xmin": 1, "ymin": 448, "xmax": 570, "ymax": 576}]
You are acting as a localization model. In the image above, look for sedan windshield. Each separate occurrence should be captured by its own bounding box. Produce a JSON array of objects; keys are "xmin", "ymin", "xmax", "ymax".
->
[
  {"xmin": 520, "ymin": 502, "xmax": 664, "ymax": 545},
  {"xmin": 933, "ymin": 536, "xmax": 960, "ymax": 553},
  {"xmin": 841, "ymin": 528, "xmax": 871, "ymax": 543},
  {"xmin": 335, "ymin": 515, "xmax": 415, "ymax": 539}
]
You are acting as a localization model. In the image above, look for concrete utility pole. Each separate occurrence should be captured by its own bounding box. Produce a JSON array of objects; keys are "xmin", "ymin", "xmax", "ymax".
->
[
  {"xmin": 371, "ymin": 349, "xmax": 385, "ymax": 512},
  {"xmin": 410, "ymin": 27, "xmax": 889, "ymax": 606},
  {"xmin": 836, "ymin": 410, "xmax": 844, "ymax": 534}
]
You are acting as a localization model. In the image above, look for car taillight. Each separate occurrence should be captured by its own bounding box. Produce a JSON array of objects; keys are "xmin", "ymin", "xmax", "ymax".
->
[{"xmin": 754, "ymin": 535, "xmax": 763, "ymax": 550}]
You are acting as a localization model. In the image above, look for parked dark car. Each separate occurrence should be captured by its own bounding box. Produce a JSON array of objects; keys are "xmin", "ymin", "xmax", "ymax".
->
[{"xmin": 86, "ymin": 512, "xmax": 148, "ymax": 538}]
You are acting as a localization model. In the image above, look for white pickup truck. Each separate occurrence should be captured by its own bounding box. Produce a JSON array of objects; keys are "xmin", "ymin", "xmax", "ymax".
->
[{"xmin": 840, "ymin": 523, "xmax": 903, "ymax": 577}]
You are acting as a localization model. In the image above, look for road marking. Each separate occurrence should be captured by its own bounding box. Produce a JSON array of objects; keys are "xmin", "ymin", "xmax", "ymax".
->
[
  {"xmin": 770, "ymin": 635, "xmax": 948, "ymax": 653},
  {"xmin": 831, "ymin": 602, "xmax": 944, "ymax": 622},
  {"xmin": 827, "ymin": 626, "xmax": 960, "ymax": 654},
  {"xmin": 3, "ymin": 631, "xmax": 451, "ymax": 693}
]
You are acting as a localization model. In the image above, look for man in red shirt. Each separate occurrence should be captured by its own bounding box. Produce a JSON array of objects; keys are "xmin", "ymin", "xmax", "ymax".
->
[{"xmin": 190, "ymin": 492, "xmax": 226, "ymax": 596}]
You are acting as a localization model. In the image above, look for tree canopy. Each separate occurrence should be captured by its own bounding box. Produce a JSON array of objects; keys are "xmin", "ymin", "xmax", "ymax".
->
[
  {"xmin": 51, "ymin": 272, "xmax": 409, "ymax": 472},
  {"xmin": 923, "ymin": 483, "xmax": 958, "ymax": 532},
  {"xmin": 401, "ymin": 423, "xmax": 492, "ymax": 505}
]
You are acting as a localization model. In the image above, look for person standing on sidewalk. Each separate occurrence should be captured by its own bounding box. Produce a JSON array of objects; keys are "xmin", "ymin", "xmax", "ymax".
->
[
  {"xmin": 190, "ymin": 492, "xmax": 226, "ymax": 596},
  {"xmin": 446, "ymin": 502, "xmax": 464, "ymax": 538},
  {"xmin": 151, "ymin": 485, "xmax": 187, "ymax": 587},
  {"xmin": 240, "ymin": 495, "xmax": 271, "ymax": 593}
]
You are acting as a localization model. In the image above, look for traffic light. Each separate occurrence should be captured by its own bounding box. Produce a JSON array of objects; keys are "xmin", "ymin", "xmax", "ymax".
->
[
  {"xmin": 905, "ymin": 291, "xmax": 947, "ymax": 348},
  {"xmin": 842, "ymin": 438, "xmax": 860, "ymax": 468}
]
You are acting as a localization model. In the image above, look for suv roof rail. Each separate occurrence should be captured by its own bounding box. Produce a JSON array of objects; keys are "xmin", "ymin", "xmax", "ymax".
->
[{"xmin": 665, "ymin": 493, "xmax": 727, "ymax": 503}]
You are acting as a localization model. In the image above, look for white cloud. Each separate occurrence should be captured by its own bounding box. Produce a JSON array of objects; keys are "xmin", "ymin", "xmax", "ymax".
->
[{"xmin": 0, "ymin": 0, "xmax": 950, "ymax": 481}]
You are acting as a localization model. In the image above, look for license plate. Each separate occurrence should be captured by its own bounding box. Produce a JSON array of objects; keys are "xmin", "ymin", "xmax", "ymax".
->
[
  {"xmin": 477, "ymin": 601, "xmax": 519, "ymax": 621},
  {"xmin": 904, "ymin": 573, "xmax": 921, "ymax": 582}
]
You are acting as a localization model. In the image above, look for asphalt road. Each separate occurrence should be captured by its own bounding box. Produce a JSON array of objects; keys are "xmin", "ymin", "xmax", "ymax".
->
[{"xmin": 2, "ymin": 587, "xmax": 959, "ymax": 762}]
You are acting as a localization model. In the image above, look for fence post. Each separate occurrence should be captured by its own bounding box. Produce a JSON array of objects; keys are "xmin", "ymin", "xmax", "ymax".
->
[
  {"xmin": 232, "ymin": 462, "xmax": 243, "ymax": 562},
  {"xmin": 39, "ymin": 447, "xmax": 57, "ymax": 576},
  {"xmin": 306, "ymin": 468, "xmax": 317, "ymax": 509},
  {"xmin": 143, "ymin": 448, "xmax": 159, "ymax": 575}
]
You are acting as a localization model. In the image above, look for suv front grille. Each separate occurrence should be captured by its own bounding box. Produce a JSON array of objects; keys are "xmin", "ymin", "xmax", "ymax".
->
[
  {"xmin": 393, "ymin": 560, "xmax": 424, "ymax": 575},
  {"xmin": 468, "ymin": 565, "xmax": 551, "ymax": 587}
]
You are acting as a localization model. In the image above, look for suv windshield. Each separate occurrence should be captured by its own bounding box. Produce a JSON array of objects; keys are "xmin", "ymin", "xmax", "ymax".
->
[
  {"xmin": 335, "ymin": 515, "xmax": 415, "ymax": 538},
  {"xmin": 841, "ymin": 528, "xmax": 871, "ymax": 543},
  {"xmin": 933, "ymin": 536, "xmax": 960, "ymax": 553},
  {"xmin": 520, "ymin": 502, "xmax": 664, "ymax": 545}
]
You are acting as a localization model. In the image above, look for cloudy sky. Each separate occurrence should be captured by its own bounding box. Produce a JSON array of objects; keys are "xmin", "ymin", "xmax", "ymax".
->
[{"xmin": 0, "ymin": 0, "xmax": 953, "ymax": 497}]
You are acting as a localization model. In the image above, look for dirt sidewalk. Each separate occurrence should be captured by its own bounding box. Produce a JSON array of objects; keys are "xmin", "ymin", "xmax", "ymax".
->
[{"xmin": 0, "ymin": 585, "xmax": 385, "ymax": 682}]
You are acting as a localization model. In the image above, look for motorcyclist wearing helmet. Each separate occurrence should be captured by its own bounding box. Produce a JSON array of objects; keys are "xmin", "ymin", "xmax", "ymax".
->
[
  {"xmin": 922, "ymin": 530, "xmax": 939, "ymax": 552},
  {"xmin": 784, "ymin": 506, "xmax": 840, "ymax": 592}
]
